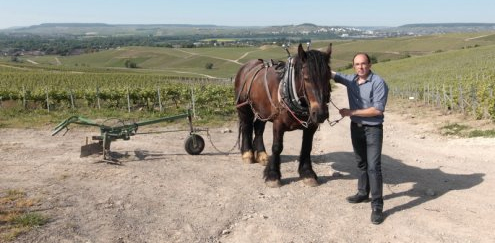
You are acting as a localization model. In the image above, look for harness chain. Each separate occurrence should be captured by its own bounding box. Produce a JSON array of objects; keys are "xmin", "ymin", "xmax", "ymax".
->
[{"xmin": 205, "ymin": 129, "xmax": 239, "ymax": 155}]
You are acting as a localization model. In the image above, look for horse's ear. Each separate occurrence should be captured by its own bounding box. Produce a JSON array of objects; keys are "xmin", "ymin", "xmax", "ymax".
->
[
  {"xmin": 298, "ymin": 44, "xmax": 307, "ymax": 62},
  {"xmin": 326, "ymin": 43, "xmax": 332, "ymax": 58}
]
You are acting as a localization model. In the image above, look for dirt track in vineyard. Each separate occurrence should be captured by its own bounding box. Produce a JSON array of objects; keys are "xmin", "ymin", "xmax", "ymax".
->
[{"xmin": 1, "ymin": 86, "xmax": 495, "ymax": 242}]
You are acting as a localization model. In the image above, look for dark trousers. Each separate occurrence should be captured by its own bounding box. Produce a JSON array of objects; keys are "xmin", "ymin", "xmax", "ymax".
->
[{"xmin": 350, "ymin": 122, "xmax": 384, "ymax": 210}]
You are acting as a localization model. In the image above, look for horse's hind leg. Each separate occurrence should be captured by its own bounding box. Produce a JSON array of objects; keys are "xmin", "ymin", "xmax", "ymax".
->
[
  {"xmin": 253, "ymin": 120, "xmax": 269, "ymax": 166},
  {"xmin": 238, "ymin": 107, "xmax": 255, "ymax": 164},
  {"xmin": 298, "ymin": 126, "xmax": 319, "ymax": 187}
]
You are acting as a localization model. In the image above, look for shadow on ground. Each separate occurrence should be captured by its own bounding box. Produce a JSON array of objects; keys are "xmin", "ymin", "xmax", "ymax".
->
[{"xmin": 316, "ymin": 152, "xmax": 484, "ymax": 216}]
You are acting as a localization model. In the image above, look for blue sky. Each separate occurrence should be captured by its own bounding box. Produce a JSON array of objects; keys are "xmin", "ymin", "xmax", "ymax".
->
[{"xmin": 2, "ymin": 0, "xmax": 495, "ymax": 29}]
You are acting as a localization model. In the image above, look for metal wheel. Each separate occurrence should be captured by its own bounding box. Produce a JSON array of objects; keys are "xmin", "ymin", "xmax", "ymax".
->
[{"xmin": 184, "ymin": 134, "xmax": 205, "ymax": 155}]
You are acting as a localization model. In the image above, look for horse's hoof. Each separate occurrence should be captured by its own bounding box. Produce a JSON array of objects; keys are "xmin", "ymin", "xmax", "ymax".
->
[
  {"xmin": 265, "ymin": 179, "xmax": 282, "ymax": 188},
  {"xmin": 255, "ymin": 151, "xmax": 269, "ymax": 166},
  {"xmin": 303, "ymin": 178, "xmax": 319, "ymax": 187},
  {"xmin": 242, "ymin": 151, "xmax": 255, "ymax": 164}
]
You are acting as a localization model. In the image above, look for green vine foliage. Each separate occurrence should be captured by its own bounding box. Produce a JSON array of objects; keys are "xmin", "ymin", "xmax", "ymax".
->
[{"xmin": 0, "ymin": 69, "xmax": 235, "ymax": 117}]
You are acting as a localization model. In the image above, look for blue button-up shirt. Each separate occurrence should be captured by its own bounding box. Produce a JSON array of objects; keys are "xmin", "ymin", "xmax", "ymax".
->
[{"xmin": 333, "ymin": 71, "xmax": 389, "ymax": 125}]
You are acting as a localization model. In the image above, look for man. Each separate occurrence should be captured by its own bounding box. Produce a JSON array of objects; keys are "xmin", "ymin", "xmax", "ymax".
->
[{"xmin": 331, "ymin": 53, "xmax": 389, "ymax": 225}]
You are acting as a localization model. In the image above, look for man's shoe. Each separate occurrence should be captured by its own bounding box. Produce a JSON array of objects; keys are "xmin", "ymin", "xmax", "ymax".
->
[
  {"xmin": 346, "ymin": 193, "xmax": 369, "ymax": 203},
  {"xmin": 371, "ymin": 209, "xmax": 384, "ymax": 225}
]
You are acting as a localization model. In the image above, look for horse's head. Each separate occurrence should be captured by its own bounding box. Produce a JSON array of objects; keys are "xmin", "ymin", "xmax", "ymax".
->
[{"xmin": 295, "ymin": 43, "xmax": 332, "ymax": 124}]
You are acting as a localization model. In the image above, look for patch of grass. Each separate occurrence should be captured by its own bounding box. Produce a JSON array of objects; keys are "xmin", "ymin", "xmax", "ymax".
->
[
  {"xmin": 440, "ymin": 123, "xmax": 470, "ymax": 136},
  {"xmin": 0, "ymin": 189, "xmax": 48, "ymax": 242},
  {"xmin": 440, "ymin": 123, "xmax": 495, "ymax": 138},
  {"xmin": 12, "ymin": 212, "xmax": 47, "ymax": 227},
  {"xmin": 468, "ymin": 129, "xmax": 495, "ymax": 138}
]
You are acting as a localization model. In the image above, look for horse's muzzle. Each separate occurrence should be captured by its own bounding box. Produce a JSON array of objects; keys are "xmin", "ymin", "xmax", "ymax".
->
[{"xmin": 310, "ymin": 105, "xmax": 329, "ymax": 123}]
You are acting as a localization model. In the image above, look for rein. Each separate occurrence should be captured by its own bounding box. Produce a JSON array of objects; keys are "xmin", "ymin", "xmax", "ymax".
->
[{"xmin": 326, "ymin": 99, "xmax": 344, "ymax": 126}]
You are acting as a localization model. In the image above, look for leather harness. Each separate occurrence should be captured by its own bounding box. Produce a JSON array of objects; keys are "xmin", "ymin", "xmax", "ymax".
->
[{"xmin": 236, "ymin": 58, "xmax": 311, "ymax": 127}]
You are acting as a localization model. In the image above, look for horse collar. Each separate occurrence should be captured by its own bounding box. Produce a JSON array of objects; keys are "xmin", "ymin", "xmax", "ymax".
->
[{"xmin": 279, "ymin": 57, "xmax": 309, "ymax": 117}]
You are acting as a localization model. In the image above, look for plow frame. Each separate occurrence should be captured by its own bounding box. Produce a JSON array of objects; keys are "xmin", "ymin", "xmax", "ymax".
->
[{"xmin": 52, "ymin": 109, "xmax": 206, "ymax": 161}]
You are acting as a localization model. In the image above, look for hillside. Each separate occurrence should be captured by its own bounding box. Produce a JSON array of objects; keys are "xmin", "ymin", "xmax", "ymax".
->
[
  {"xmin": 386, "ymin": 23, "xmax": 495, "ymax": 35},
  {"xmin": 3, "ymin": 32, "xmax": 495, "ymax": 78},
  {"xmin": 3, "ymin": 22, "xmax": 495, "ymax": 38},
  {"xmin": 372, "ymin": 44, "xmax": 495, "ymax": 87},
  {"xmin": 0, "ymin": 23, "xmax": 351, "ymax": 39}
]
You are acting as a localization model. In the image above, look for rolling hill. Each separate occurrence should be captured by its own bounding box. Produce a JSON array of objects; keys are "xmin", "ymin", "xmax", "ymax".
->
[{"xmin": 3, "ymin": 31, "xmax": 495, "ymax": 79}]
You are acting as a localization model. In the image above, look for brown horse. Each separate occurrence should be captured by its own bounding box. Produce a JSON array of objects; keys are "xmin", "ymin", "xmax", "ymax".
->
[{"xmin": 234, "ymin": 43, "xmax": 332, "ymax": 187}]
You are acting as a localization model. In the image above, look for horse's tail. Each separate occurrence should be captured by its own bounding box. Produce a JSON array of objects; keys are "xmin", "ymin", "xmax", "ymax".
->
[{"xmin": 236, "ymin": 120, "xmax": 242, "ymax": 151}]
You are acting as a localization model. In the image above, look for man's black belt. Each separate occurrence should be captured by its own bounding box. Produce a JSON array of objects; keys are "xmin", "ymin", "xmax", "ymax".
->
[{"xmin": 351, "ymin": 122, "xmax": 383, "ymax": 128}]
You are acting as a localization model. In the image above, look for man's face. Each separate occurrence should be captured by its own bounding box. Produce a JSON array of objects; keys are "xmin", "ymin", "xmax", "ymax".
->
[{"xmin": 353, "ymin": 54, "xmax": 371, "ymax": 78}]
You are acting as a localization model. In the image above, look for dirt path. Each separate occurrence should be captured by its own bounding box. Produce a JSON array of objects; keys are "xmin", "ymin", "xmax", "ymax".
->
[
  {"xmin": 1, "ymin": 86, "xmax": 494, "ymax": 242},
  {"xmin": 175, "ymin": 49, "xmax": 243, "ymax": 65},
  {"xmin": 25, "ymin": 59, "xmax": 39, "ymax": 65}
]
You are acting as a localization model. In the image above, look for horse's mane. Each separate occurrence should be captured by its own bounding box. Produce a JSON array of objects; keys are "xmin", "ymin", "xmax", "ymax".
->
[
  {"xmin": 293, "ymin": 49, "xmax": 331, "ymax": 100},
  {"xmin": 294, "ymin": 50, "xmax": 330, "ymax": 85}
]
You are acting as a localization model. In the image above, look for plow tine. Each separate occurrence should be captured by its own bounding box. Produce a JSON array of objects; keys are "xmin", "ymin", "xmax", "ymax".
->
[{"xmin": 51, "ymin": 116, "xmax": 79, "ymax": 136}]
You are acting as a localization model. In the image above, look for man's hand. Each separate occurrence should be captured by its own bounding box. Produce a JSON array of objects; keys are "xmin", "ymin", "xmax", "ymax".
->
[
  {"xmin": 339, "ymin": 108, "xmax": 353, "ymax": 117},
  {"xmin": 340, "ymin": 107, "xmax": 383, "ymax": 118}
]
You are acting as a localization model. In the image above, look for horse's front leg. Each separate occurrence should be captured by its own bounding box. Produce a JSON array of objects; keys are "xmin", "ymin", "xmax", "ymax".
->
[
  {"xmin": 298, "ymin": 125, "xmax": 319, "ymax": 187},
  {"xmin": 253, "ymin": 120, "xmax": 269, "ymax": 166},
  {"xmin": 263, "ymin": 123, "xmax": 284, "ymax": 187}
]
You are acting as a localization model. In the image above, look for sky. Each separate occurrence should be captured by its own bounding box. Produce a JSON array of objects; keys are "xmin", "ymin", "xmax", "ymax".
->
[{"xmin": 1, "ymin": 0, "xmax": 495, "ymax": 29}]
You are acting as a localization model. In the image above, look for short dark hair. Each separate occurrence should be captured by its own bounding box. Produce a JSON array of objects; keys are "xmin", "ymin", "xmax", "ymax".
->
[{"xmin": 352, "ymin": 53, "xmax": 371, "ymax": 64}]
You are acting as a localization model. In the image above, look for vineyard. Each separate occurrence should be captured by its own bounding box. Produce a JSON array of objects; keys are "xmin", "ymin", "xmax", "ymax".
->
[
  {"xmin": 372, "ymin": 44, "xmax": 495, "ymax": 120},
  {"xmin": 2, "ymin": 33, "xmax": 495, "ymax": 124},
  {"xmin": 0, "ymin": 64, "xmax": 235, "ymax": 122}
]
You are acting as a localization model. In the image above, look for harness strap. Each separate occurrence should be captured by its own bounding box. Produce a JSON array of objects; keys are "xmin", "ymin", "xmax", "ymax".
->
[
  {"xmin": 263, "ymin": 66, "xmax": 276, "ymax": 108},
  {"xmin": 236, "ymin": 61, "xmax": 280, "ymax": 121},
  {"xmin": 235, "ymin": 100, "xmax": 249, "ymax": 108},
  {"xmin": 235, "ymin": 62, "xmax": 264, "ymax": 105},
  {"xmin": 280, "ymin": 98, "xmax": 309, "ymax": 128}
]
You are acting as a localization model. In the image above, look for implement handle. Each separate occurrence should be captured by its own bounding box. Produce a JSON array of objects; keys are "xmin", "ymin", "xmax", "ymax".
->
[{"xmin": 51, "ymin": 116, "xmax": 100, "ymax": 136}]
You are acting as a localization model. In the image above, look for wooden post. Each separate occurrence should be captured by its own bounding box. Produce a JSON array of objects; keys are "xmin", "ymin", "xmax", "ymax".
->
[
  {"xmin": 127, "ymin": 87, "xmax": 131, "ymax": 113},
  {"xmin": 459, "ymin": 84, "xmax": 464, "ymax": 113},
  {"xmin": 22, "ymin": 86, "xmax": 26, "ymax": 109},
  {"xmin": 489, "ymin": 86, "xmax": 494, "ymax": 119},
  {"xmin": 69, "ymin": 89, "xmax": 75, "ymax": 109},
  {"xmin": 157, "ymin": 87, "xmax": 163, "ymax": 112},
  {"xmin": 471, "ymin": 84, "xmax": 477, "ymax": 117},
  {"xmin": 191, "ymin": 87, "xmax": 196, "ymax": 118},
  {"xmin": 96, "ymin": 86, "xmax": 101, "ymax": 109},
  {"xmin": 449, "ymin": 85, "xmax": 454, "ymax": 111},
  {"xmin": 46, "ymin": 87, "xmax": 50, "ymax": 112},
  {"xmin": 426, "ymin": 83, "xmax": 430, "ymax": 105}
]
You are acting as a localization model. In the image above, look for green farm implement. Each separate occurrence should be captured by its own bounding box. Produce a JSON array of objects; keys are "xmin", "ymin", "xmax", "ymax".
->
[{"xmin": 52, "ymin": 109, "xmax": 205, "ymax": 161}]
